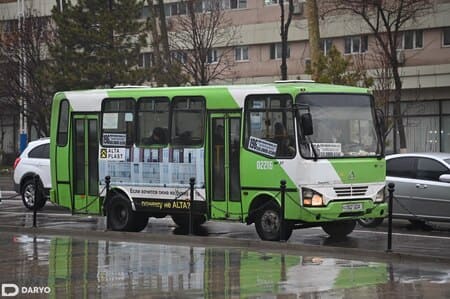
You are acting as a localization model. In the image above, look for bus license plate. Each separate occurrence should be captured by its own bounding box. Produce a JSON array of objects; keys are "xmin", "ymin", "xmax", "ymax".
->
[{"xmin": 342, "ymin": 203, "xmax": 363, "ymax": 212}]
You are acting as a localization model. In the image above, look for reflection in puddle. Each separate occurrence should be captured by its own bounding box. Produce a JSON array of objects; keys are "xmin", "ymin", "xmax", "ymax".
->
[{"xmin": 1, "ymin": 234, "xmax": 449, "ymax": 298}]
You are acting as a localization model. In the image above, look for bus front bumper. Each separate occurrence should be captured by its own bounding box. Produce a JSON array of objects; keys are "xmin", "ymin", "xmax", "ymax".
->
[{"xmin": 295, "ymin": 200, "xmax": 388, "ymax": 223}]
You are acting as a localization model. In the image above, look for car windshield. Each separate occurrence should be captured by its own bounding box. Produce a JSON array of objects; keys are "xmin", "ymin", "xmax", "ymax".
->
[
  {"xmin": 296, "ymin": 93, "xmax": 380, "ymax": 159},
  {"xmin": 444, "ymin": 158, "xmax": 450, "ymax": 166}
]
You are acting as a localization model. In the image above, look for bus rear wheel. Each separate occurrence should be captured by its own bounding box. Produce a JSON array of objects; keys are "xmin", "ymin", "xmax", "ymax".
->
[
  {"xmin": 255, "ymin": 203, "xmax": 292, "ymax": 241},
  {"xmin": 107, "ymin": 194, "xmax": 147, "ymax": 232},
  {"xmin": 321, "ymin": 220, "xmax": 356, "ymax": 239}
]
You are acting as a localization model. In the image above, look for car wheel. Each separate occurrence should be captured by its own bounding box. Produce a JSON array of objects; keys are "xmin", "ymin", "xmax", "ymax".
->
[
  {"xmin": 21, "ymin": 179, "xmax": 46, "ymax": 210},
  {"xmin": 357, "ymin": 217, "xmax": 384, "ymax": 228},
  {"xmin": 322, "ymin": 220, "xmax": 356, "ymax": 239},
  {"xmin": 255, "ymin": 202, "xmax": 293, "ymax": 241},
  {"xmin": 107, "ymin": 194, "xmax": 140, "ymax": 231}
]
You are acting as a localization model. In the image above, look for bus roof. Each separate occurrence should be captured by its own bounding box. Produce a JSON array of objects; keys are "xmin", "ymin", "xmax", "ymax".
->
[{"xmin": 54, "ymin": 82, "xmax": 371, "ymax": 112}]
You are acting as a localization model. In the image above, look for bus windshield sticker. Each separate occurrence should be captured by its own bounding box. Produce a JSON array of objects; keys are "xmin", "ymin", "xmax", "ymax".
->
[
  {"xmin": 103, "ymin": 133, "xmax": 127, "ymax": 146},
  {"xmin": 248, "ymin": 136, "xmax": 277, "ymax": 157},
  {"xmin": 313, "ymin": 143, "xmax": 342, "ymax": 157},
  {"xmin": 125, "ymin": 112, "xmax": 133, "ymax": 122},
  {"xmin": 99, "ymin": 147, "xmax": 126, "ymax": 160},
  {"xmin": 103, "ymin": 113, "xmax": 118, "ymax": 129}
]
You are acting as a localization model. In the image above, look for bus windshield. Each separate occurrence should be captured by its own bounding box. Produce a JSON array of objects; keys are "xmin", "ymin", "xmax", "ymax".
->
[{"xmin": 296, "ymin": 93, "xmax": 380, "ymax": 159}]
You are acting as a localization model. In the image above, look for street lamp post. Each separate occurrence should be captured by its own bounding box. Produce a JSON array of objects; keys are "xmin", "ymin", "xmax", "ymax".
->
[{"xmin": 17, "ymin": 0, "xmax": 27, "ymax": 153}]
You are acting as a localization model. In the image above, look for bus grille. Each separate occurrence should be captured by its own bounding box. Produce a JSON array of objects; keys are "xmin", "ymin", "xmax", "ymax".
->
[{"xmin": 333, "ymin": 186, "xmax": 368, "ymax": 197}]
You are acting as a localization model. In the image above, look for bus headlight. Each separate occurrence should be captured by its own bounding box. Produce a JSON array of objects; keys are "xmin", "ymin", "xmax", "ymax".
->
[
  {"xmin": 302, "ymin": 188, "xmax": 324, "ymax": 206},
  {"xmin": 375, "ymin": 187, "xmax": 385, "ymax": 202}
]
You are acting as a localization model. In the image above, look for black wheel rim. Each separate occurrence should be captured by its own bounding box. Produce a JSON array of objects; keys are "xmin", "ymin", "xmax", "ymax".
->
[
  {"xmin": 23, "ymin": 184, "xmax": 35, "ymax": 207},
  {"xmin": 261, "ymin": 210, "xmax": 279, "ymax": 234}
]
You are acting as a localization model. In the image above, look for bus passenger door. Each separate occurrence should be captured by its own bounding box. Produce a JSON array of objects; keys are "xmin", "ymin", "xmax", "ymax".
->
[
  {"xmin": 209, "ymin": 113, "xmax": 242, "ymax": 220},
  {"xmin": 72, "ymin": 114, "xmax": 100, "ymax": 214}
]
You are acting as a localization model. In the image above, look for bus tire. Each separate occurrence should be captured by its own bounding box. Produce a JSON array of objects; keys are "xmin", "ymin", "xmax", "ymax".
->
[
  {"xmin": 132, "ymin": 214, "xmax": 149, "ymax": 232},
  {"xmin": 322, "ymin": 220, "xmax": 356, "ymax": 239},
  {"xmin": 107, "ymin": 194, "xmax": 139, "ymax": 232},
  {"xmin": 21, "ymin": 179, "xmax": 46, "ymax": 210},
  {"xmin": 171, "ymin": 214, "xmax": 206, "ymax": 228},
  {"xmin": 255, "ymin": 203, "xmax": 292, "ymax": 241}
]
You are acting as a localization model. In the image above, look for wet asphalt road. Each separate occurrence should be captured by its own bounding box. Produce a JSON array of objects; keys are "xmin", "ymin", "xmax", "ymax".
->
[
  {"xmin": 1, "ymin": 196, "xmax": 450, "ymax": 261},
  {"xmin": 0, "ymin": 230, "xmax": 450, "ymax": 298},
  {"xmin": 1, "ymin": 186, "xmax": 450, "ymax": 297}
]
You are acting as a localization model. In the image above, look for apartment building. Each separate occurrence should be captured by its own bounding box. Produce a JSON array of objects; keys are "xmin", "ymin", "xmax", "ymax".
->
[{"xmin": 1, "ymin": 0, "xmax": 450, "ymax": 158}]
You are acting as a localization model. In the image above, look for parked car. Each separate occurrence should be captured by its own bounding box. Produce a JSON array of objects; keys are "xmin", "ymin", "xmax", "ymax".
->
[
  {"xmin": 13, "ymin": 138, "xmax": 51, "ymax": 210},
  {"xmin": 358, "ymin": 152, "xmax": 450, "ymax": 227}
]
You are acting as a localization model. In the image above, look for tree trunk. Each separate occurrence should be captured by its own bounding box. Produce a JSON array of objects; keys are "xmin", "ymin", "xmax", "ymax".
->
[
  {"xmin": 148, "ymin": 0, "xmax": 161, "ymax": 68},
  {"xmin": 392, "ymin": 66, "xmax": 407, "ymax": 153},
  {"xmin": 157, "ymin": 0, "xmax": 170, "ymax": 65},
  {"xmin": 305, "ymin": 0, "xmax": 320, "ymax": 81}
]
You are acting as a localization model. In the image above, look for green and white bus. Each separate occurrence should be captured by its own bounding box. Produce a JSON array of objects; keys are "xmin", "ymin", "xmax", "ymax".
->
[{"xmin": 49, "ymin": 81, "xmax": 387, "ymax": 241}]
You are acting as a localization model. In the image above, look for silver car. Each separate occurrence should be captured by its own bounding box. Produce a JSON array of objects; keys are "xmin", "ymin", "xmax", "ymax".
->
[{"xmin": 358, "ymin": 152, "xmax": 450, "ymax": 227}]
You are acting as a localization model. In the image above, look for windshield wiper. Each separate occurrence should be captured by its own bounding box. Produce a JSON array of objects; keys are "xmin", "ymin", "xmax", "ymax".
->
[{"xmin": 300, "ymin": 136, "xmax": 318, "ymax": 161}]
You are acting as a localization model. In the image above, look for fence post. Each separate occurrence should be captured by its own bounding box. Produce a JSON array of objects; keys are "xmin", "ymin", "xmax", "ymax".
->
[
  {"xmin": 189, "ymin": 177, "xmax": 195, "ymax": 235},
  {"xmin": 32, "ymin": 174, "xmax": 40, "ymax": 228},
  {"xmin": 105, "ymin": 176, "xmax": 111, "ymax": 230},
  {"xmin": 386, "ymin": 182, "xmax": 395, "ymax": 252},
  {"xmin": 280, "ymin": 180, "xmax": 286, "ymax": 242}
]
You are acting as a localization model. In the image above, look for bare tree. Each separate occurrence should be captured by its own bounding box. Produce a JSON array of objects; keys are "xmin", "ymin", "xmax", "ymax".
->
[
  {"xmin": 279, "ymin": 0, "xmax": 294, "ymax": 80},
  {"xmin": 324, "ymin": 0, "xmax": 434, "ymax": 153},
  {"xmin": 171, "ymin": 0, "xmax": 239, "ymax": 85},
  {"xmin": 147, "ymin": 0, "xmax": 187, "ymax": 86},
  {"xmin": 0, "ymin": 10, "xmax": 53, "ymax": 138}
]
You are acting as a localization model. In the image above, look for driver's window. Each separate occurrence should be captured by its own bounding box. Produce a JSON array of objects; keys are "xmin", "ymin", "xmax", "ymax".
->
[{"xmin": 244, "ymin": 94, "xmax": 295, "ymax": 158}]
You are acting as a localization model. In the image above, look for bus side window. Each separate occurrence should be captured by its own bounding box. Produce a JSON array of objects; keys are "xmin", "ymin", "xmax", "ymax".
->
[
  {"xmin": 244, "ymin": 94, "xmax": 295, "ymax": 158},
  {"xmin": 171, "ymin": 96, "xmax": 205, "ymax": 147},
  {"xmin": 57, "ymin": 99, "xmax": 69, "ymax": 147},
  {"xmin": 137, "ymin": 97, "xmax": 170, "ymax": 147},
  {"xmin": 101, "ymin": 98, "xmax": 135, "ymax": 147}
]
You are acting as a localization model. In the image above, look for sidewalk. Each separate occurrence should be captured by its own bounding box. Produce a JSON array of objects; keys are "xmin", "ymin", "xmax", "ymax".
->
[{"xmin": 0, "ymin": 171, "xmax": 14, "ymax": 191}]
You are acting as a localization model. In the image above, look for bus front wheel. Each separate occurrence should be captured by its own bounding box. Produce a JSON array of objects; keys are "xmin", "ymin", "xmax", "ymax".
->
[
  {"xmin": 321, "ymin": 220, "xmax": 356, "ymax": 239},
  {"xmin": 255, "ymin": 203, "xmax": 292, "ymax": 241},
  {"xmin": 107, "ymin": 194, "xmax": 147, "ymax": 232}
]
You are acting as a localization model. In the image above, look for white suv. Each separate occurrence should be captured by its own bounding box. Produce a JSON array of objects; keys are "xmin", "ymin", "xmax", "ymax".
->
[{"xmin": 13, "ymin": 138, "xmax": 51, "ymax": 210}]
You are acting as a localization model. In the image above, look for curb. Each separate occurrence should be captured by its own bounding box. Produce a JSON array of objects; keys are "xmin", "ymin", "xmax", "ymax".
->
[{"xmin": 1, "ymin": 225, "xmax": 449, "ymax": 265}]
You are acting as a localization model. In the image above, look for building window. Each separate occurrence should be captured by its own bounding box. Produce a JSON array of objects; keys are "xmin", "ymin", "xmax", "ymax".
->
[
  {"xmin": 344, "ymin": 35, "xmax": 368, "ymax": 54},
  {"xmin": 320, "ymin": 39, "xmax": 332, "ymax": 56},
  {"xmin": 399, "ymin": 30, "xmax": 423, "ymax": 49},
  {"xmin": 139, "ymin": 52, "xmax": 154, "ymax": 68},
  {"xmin": 235, "ymin": 46, "xmax": 249, "ymax": 61},
  {"xmin": 171, "ymin": 51, "xmax": 187, "ymax": 64},
  {"xmin": 264, "ymin": 0, "xmax": 279, "ymax": 5},
  {"xmin": 270, "ymin": 43, "xmax": 290, "ymax": 60},
  {"xmin": 164, "ymin": 2, "xmax": 187, "ymax": 16},
  {"xmin": 207, "ymin": 49, "xmax": 218, "ymax": 64},
  {"xmin": 443, "ymin": 27, "xmax": 450, "ymax": 47},
  {"xmin": 225, "ymin": 0, "xmax": 247, "ymax": 9}
]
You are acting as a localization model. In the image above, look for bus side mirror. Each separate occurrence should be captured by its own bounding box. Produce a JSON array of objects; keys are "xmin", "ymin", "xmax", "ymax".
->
[{"xmin": 301, "ymin": 113, "xmax": 313, "ymax": 136}]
